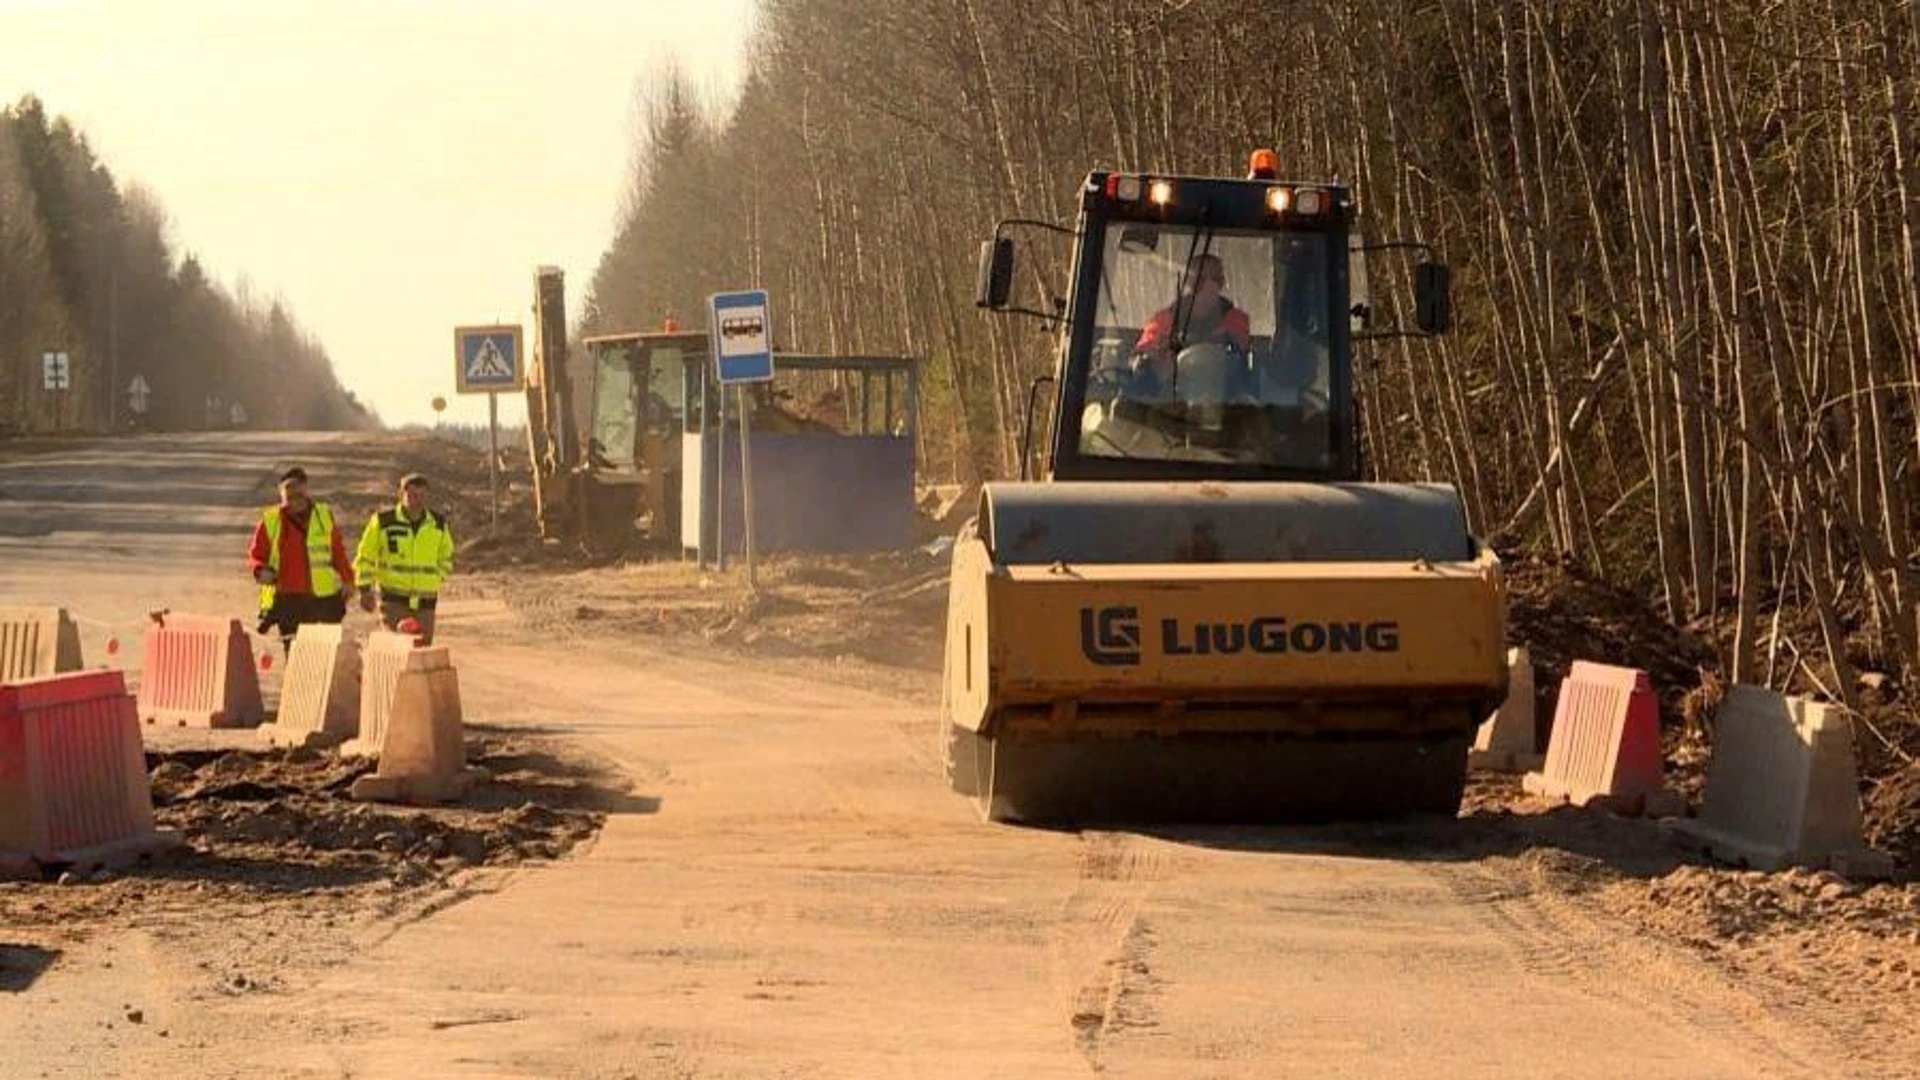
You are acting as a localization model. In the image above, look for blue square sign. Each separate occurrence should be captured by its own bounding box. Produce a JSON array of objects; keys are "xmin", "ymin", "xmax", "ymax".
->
[
  {"xmin": 455, "ymin": 324, "xmax": 523, "ymax": 393},
  {"xmin": 709, "ymin": 290, "xmax": 774, "ymax": 384}
]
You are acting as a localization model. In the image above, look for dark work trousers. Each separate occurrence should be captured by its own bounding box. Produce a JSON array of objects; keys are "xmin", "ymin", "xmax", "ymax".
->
[{"xmin": 259, "ymin": 592, "xmax": 348, "ymax": 653}]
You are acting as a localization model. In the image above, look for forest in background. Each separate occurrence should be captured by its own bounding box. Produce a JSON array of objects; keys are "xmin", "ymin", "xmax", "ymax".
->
[
  {"xmin": 583, "ymin": 1, "xmax": 1920, "ymax": 729},
  {"xmin": 0, "ymin": 96, "xmax": 371, "ymax": 434}
]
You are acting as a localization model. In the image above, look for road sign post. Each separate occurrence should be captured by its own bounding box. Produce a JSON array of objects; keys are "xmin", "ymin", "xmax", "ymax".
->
[
  {"xmin": 454, "ymin": 325, "xmax": 524, "ymax": 530},
  {"xmin": 736, "ymin": 384, "xmax": 754, "ymax": 585},
  {"xmin": 715, "ymin": 385, "xmax": 728, "ymax": 573},
  {"xmin": 488, "ymin": 393, "xmax": 500, "ymax": 527},
  {"xmin": 709, "ymin": 290, "xmax": 774, "ymax": 588}
]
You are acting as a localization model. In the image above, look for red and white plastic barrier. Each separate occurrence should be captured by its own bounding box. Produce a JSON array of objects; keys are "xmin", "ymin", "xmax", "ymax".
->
[
  {"xmin": 1, "ymin": 669, "xmax": 179, "ymax": 876},
  {"xmin": 1523, "ymin": 661, "xmax": 1665, "ymax": 810},
  {"xmin": 137, "ymin": 613, "xmax": 264, "ymax": 728}
]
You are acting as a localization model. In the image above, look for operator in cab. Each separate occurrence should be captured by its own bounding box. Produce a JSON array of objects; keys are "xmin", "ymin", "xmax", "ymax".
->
[{"xmin": 1127, "ymin": 252, "xmax": 1251, "ymax": 398}]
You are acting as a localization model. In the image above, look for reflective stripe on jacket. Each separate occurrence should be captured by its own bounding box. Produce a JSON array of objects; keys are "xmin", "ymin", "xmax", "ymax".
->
[
  {"xmin": 259, "ymin": 501, "xmax": 343, "ymax": 609},
  {"xmin": 354, "ymin": 506, "xmax": 454, "ymax": 609}
]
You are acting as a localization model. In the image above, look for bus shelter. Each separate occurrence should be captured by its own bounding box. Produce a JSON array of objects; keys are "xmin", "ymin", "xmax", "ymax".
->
[{"xmin": 680, "ymin": 353, "xmax": 919, "ymax": 561}]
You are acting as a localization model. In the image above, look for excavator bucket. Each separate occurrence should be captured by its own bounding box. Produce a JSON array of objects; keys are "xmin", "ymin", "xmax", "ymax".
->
[{"xmin": 941, "ymin": 481, "xmax": 1507, "ymax": 824}]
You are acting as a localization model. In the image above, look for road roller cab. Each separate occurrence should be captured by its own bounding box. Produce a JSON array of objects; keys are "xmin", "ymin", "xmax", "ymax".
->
[{"xmin": 947, "ymin": 150, "xmax": 1506, "ymax": 823}]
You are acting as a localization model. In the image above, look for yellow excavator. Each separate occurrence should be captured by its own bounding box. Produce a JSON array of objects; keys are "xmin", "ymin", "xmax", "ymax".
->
[{"xmin": 944, "ymin": 150, "xmax": 1507, "ymax": 822}]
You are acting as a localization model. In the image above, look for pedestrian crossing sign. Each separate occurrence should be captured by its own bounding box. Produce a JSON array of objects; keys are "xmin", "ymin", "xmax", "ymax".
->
[{"xmin": 454, "ymin": 324, "xmax": 525, "ymax": 393}]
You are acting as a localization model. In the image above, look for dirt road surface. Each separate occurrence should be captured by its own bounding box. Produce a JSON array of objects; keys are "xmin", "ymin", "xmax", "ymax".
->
[{"xmin": 0, "ymin": 434, "xmax": 1910, "ymax": 1079}]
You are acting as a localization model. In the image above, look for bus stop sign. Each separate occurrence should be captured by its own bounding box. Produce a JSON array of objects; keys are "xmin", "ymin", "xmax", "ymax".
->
[{"xmin": 709, "ymin": 290, "xmax": 774, "ymax": 384}]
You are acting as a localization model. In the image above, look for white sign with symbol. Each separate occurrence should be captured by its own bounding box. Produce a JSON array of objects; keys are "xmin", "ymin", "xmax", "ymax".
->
[
  {"xmin": 127, "ymin": 374, "xmax": 151, "ymax": 415},
  {"xmin": 471, "ymin": 338, "xmax": 510, "ymax": 377},
  {"xmin": 41, "ymin": 350, "xmax": 70, "ymax": 391},
  {"xmin": 454, "ymin": 324, "xmax": 525, "ymax": 393}
]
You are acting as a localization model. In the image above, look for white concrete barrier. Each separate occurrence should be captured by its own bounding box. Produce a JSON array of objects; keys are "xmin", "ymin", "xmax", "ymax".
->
[
  {"xmin": 1672, "ymin": 685, "xmax": 1877, "ymax": 872},
  {"xmin": 1470, "ymin": 647, "xmax": 1539, "ymax": 772}
]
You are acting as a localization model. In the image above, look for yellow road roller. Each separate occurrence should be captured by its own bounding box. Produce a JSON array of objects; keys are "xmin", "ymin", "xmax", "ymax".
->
[{"xmin": 946, "ymin": 151, "xmax": 1507, "ymax": 822}]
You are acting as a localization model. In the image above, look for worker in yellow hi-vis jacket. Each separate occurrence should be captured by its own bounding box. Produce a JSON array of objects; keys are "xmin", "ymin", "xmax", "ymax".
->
[{"xmin": 353, "ymin": 472, "xmax": 454, "ymax": 644}]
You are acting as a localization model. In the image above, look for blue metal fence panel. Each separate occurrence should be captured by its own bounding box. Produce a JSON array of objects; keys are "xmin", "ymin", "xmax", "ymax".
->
[{"xmin": 685, "ymin": 433, "xmax": 915, "ymax": 555}]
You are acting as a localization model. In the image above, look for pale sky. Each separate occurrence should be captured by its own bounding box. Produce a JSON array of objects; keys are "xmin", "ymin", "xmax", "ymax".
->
[{"xmin": 0, "ymin": 0, "xmax": 755, "ymax": 428}]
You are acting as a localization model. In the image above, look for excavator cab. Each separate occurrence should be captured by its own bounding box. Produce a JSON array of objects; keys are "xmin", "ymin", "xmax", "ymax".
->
[
  {"xmin": 575, "ymin": 330, "xmax": 707, "ymax": 554},
  {"xmin": 945, "ymin": 152, "xmax": 1503, "ymax": 823}
]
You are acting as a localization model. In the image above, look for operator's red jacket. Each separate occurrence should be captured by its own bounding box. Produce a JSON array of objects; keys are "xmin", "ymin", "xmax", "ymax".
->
[
  {"xmin": 246, "ymin": 505, "xmax": 355, "ymax": 597},
  {"xmin": 1135, "ymin": 300, "xmax": 1251, "ymax": 357}
]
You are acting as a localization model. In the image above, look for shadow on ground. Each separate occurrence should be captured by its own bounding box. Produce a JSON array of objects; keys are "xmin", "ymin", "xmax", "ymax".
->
[
  {"xmin": 1144, "ymin": 803, "xmax": 1691, "ymax": 883},
  {"xmin": 125, "ymin": 851, "xmax": 393, "ymax": 893},
  {"xmin": 0, "ymin": 944, "xmax": 59, "ymax": 993}
]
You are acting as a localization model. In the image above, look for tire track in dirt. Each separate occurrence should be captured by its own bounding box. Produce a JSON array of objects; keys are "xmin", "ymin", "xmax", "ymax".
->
[
  {"xmin": 495, "ymin": 578, "xmax": 576, "ymax": 637},
  {"xmin": 1049, "ymin": 832, "xmax": 1170, "ymax": 1072},
  {"xmin": 1434, "ymin": 865, "xmax": 1585, "ymax": 984},
  {"xmin": 1427, "ymin": 860, "xmax": 1846, "ymax": 1079}
]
